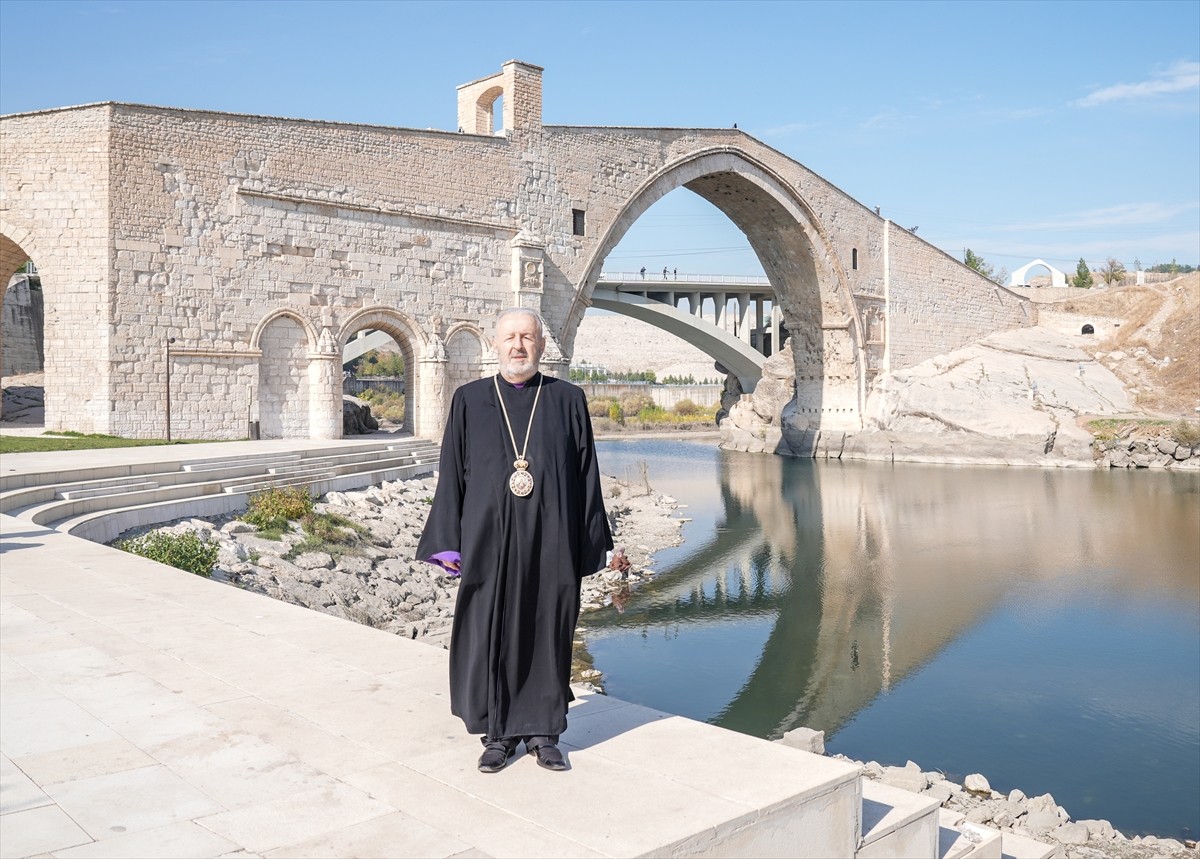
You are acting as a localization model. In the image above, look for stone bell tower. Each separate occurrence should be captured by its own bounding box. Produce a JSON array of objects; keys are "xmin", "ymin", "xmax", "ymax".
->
[{"xmin": 456, "ymin": 60, "xmax": 543, "ymax": 136}]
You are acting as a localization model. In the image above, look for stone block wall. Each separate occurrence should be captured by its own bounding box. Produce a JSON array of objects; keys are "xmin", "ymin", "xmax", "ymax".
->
[
  {"xmin": 1, "ymin": 107, "xmax": 113, "ymax": 432},
  {"xmin": 1, "ymin": 64, "xmax": 1033, "ymax": 440},
  {"xmin": 1036, "ymin": 310, "xmax": 1123, "ymax": 340},
  {"xmin": 884, "ymin": 224, "xmax": 1030, "ymax": 371}
]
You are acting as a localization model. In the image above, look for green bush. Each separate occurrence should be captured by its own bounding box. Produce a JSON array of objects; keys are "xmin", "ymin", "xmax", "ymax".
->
[
  {"xmin": 637, "ymin": 404, "xmax": 666, "ymax": 422},
  {"xmin": 619, "ymin": 393, "xmax": 655, "ymax": 415},
  {"xmin": 674, "ymin": 398, "xmax": 700, "ymax": 416},
  {"xmin": 117, "ymin": 530, "xmax": 219, "ymax": 577},
  {"xmin": 607, "ymin": 402, "xmax": 624, "ymax": 424},
  {"xmin": 587, "ymin": 397, "xmax": 615, "ymax": 419},
  {"xmin": 243, "ymin": 486, "xmax": 314, "ymax": 533},
  {"xmin": 358, "ymin": 388, "xmax": 406, "ymax": 422}
]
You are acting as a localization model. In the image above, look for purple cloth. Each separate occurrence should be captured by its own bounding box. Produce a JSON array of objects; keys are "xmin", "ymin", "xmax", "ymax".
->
[{"xmin": 425, "ymin": 550, "xmax": 462, "ymax": 577}]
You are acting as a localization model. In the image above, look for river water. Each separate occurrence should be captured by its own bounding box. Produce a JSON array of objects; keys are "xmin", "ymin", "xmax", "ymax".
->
[{"xmin": 588, "ymin": 439, "xmax": 1200, "ymax": 840}]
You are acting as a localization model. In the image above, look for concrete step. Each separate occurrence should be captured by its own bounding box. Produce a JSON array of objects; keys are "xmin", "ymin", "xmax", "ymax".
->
[
  {"xmin": 57, "ymin": 481, "xmax": 160, "ymax": 500},
  {"xmin": 183, "ymin": 453, "xmax": 302, "ymax": 472},
  {"xmin": 223, "ymin": 472, "xmax": 339, "ymax": 495},
  {"xmin": 858, "ymin": 779, "xmax": 942, "ymax": 858},
  {"xmin": 938, "ymin": 810, "xmax": 1003, "ymax": 858}
]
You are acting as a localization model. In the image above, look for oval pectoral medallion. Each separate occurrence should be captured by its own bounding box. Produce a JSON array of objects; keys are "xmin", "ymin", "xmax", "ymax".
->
[{"xmin": 509, "ymin": 460, "xmax": 534, "ymax": 497}]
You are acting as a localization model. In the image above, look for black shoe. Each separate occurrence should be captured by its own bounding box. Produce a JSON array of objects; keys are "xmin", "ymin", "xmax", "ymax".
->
[
  {"xmin": 526, "ymin": 738, "xmax": 568, "ymax": 771},
  {"xmin": 477, "ymin": 738, "xmax": 518, "ymax": 773}
]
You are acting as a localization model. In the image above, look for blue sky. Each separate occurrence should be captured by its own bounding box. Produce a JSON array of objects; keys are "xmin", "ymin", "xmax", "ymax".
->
[{"xmin": 2, "ymin": 0, "xmax": 1197, "ymax": 278}]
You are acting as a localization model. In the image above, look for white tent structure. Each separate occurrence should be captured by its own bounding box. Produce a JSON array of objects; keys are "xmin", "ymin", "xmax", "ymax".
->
[{"xmin": 1009, "ymin": 259, "xmax": 1067, "ymax": 288}]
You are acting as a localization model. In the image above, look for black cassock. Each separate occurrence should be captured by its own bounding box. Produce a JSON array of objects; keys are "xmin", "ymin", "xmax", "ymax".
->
[{"xmin": 416, "ymin": 372, "xmax": 612, "ymax": 739}]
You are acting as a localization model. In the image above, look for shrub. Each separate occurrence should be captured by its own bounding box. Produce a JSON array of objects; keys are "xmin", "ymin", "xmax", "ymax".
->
[
  {"xmin": 301, "ymin": 511, "xmax": 369, "ymax": 545},
  {"xmin": 619, "ymin": 393, "xmax": 654, "ymax": 415},
  {"xmin": 117, "ymin": 530, "xmax": 218, "ymax": 577},
  {"xmin": 359, "ymin": 388, "xmax": 405, "ymax": 422},
  {"xmin": 637, "ymin": 404, "xmax": 665, "ymax": 422},
  {"xmin": 243, "ymin": 486, "xmax": 314, "ymax": 533},
  {"xmin": 607, "ymin": 402, "xmax": 624, "ymax": 424},
  {"xmin": 1173, "ymin": 420, "xmax": 1200, "ymax": 448},
  {"xmin": 587, "ymin": 397, "xmax": 615, "ymax": 419},
  {"xmin": 674, "ymin": 398, "xmax": 700, "ymax": 416}
]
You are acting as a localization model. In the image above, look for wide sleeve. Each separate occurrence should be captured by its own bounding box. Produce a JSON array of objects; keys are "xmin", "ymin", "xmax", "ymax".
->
[
  {"xmin": 416, "ymin": 386, "xmax": 469, "ymax": 562},
  {"xmin": 574, "ymin": 391, "xmax": 613, "ymax": 578}
]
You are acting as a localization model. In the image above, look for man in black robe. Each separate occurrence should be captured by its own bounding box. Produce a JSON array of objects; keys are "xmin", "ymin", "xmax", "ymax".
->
[{"xmin": 417, "ymin": 308, "xmax": 612, "ymax": 773}]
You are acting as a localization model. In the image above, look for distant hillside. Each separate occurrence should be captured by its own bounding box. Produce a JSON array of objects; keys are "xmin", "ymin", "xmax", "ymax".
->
[{"xmin": 1054, "ymin": 273, "xmax": 1199, "ymax": 417}]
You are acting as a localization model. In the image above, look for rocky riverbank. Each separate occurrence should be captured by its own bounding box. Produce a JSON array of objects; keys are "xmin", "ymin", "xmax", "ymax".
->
[
  {"xmin": 113, "ymin": 472, "xmax": 684, "ymax": 655},
  {"xmin": 777, "ymin": 729, "xmax": 1195, "ymax": 859},
  {"xmin": 112, "ymin": 475, "xmax": 1191, "ymax": 856}
]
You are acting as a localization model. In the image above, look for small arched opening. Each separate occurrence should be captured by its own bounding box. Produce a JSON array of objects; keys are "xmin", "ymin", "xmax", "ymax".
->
[
  {"xmin": 339, "ymin": 309, "xmax": 423, "ymax": 435},
  {"xmin": 446, "ymin": 324, "xmax": 486, "ymax": 402},
  {"xmin": 1081, "ymin": 324, "xmax": 1095, "ymax": 335},
  {"xmin": 256, "ymin": 312, "xmax": 314, "ymax": 439},
  {"xmin": 476, "ymin": 85, "xmax": 504, "ymax": 136}
]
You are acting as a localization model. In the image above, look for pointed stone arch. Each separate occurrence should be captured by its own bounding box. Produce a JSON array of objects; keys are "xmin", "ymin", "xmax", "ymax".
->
[
  {"xmin": 444, "ymin": 321, "xmax": 488, "ymax": 399},
  {"xmin": 565, "ymin": 147, "xmax": 864, "ymax": 430},
  {"xmin": 249, "ymin": 308, "xmax": 320, "ymax": 353}
]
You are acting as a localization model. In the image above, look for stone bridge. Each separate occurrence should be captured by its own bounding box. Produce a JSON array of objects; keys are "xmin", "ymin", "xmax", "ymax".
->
[{"xmin": 0, "ymin": 60, "xmax": 1031, "ymax": 440}]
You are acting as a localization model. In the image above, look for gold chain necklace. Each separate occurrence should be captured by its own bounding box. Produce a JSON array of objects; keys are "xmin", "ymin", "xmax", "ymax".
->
[{"xmin": 493, "ymin": 373, "xmax": 543, "ymax": 497}]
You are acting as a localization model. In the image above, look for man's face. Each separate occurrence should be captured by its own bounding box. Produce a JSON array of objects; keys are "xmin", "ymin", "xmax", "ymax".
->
[{"xmin": 494, "ymin": 313, "xmax": 544, "ymax": 382}]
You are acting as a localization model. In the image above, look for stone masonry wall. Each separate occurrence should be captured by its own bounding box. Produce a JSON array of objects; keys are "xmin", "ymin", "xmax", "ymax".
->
[
  {"xmin": 1, "ymin": 107, "xmax": 112, "ymax": 432},
  {"xmin": 1, "ymin": 68, "xmax": 1033, "ymax": 440}
]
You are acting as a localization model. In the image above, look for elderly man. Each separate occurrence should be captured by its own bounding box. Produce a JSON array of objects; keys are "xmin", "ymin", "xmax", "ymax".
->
[{"xmin": 417, "ymin": 308, "xmax": 612, "ymax": 773}]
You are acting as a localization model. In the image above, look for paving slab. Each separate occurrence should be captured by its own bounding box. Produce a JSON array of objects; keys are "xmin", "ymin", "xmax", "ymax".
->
[{"xmin": 1, "ymin": 454, "xmax": 864, "ymax": 859}]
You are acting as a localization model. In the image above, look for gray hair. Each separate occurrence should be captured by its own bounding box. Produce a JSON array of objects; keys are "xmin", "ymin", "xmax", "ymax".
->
[{"xmin": 496, "ymin": 307, "xmax": 546, "ymax": 339}]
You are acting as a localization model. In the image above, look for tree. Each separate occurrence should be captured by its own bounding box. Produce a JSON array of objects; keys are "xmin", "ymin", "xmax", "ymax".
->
[
  {"xmin": 963, "ymin": 248, "xmax": 1007, "ymax": 285},
  {"xmin": 357, "ymin": 349, "xmax": 405, "ymax": 377},
  {"xmin": 1097, "ymin": 258, "xmax": 1126, "ymax": 287},
  {"xmin": 1072, "ymin": 258, "xmax": 1094, "ymax": 289}
]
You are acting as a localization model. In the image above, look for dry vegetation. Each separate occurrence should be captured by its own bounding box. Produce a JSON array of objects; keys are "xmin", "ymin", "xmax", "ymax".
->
[{"xmin": 1060, "ymin": 273, "xmax": 1199, "ymax": 418}]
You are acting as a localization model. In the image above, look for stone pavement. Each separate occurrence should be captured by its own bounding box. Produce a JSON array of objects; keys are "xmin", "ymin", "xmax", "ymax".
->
[{"xmin": 0, "ymin": 442, "xmax": 862, "ymax": 859}]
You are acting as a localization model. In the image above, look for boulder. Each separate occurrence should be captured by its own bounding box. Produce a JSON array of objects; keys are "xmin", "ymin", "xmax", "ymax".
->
[
  {"xmin": 342, "ymin": 396, "xmax": 380, "ymax": 435},
  {"xmin": 778, "ymin": 726, "xmax": 825, "ymax": 755},
  {"xmin": 964, "ymin": 773, "xmax": 991, "ymax": 795}
]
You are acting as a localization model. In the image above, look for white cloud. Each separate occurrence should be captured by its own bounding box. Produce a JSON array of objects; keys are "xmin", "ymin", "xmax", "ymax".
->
[
  {"xmin": 1075, "ymin": 61, "xmax": 1200, "ymax": 107},
  {"xmin": 998, "ymin": 202, "xmax": 1200, "ymax": 232},
  {"xmin": 860, "ymin": 110, "xmax": 910, "ymax": 131},
  {"xmin": 759, "ymin": 120, "xmax": 820, "ymax": 138}
]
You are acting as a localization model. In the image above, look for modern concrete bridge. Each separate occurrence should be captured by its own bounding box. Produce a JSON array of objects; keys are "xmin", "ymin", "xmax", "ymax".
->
[
  {"xmin": 345, "ymin": 271, "xmax": 778, "ymax": 392},
  {"xmin": 0, "ymin": 441, "xmax": 1055, "ymax": 858},
  {"xmin": 592, "ymin": 272, "xmax": 779, "ymax": 392}
]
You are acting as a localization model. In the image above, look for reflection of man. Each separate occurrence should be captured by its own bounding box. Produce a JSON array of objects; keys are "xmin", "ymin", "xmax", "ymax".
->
[{"xmin": 417, "ymin": 308, "xmax": 612, "ymax": 773}]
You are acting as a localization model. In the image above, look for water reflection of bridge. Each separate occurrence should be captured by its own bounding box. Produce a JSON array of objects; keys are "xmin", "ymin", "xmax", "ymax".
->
[{"xmin": 582, "ymin": 452, "xmax": 1200, "ymax": 741}]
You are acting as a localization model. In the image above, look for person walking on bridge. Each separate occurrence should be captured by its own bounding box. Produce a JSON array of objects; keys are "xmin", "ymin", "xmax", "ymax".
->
[{"xmin": 417, "ymin": 308, "xmax": 612, "ymax": 773}]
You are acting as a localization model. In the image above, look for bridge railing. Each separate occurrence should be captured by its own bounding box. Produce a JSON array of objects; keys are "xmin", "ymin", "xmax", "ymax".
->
[{"xmin": 600, "ymin": 271, "xmax": 771, "ymax": 286}]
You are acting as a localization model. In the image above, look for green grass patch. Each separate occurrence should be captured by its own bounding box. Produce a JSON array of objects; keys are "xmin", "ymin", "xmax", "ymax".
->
[
  {"xmin": 0, "ymin": 432, "xmax": 220, "ymax": 454},
  {"xmin": 283, "ymin": 511, "xmax": 371, "ymax": 560},
  {"xmin": 1086, "ymin": 418, "xmax": 1171, "ymax": 441}
]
